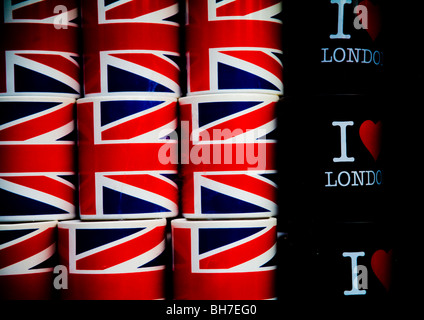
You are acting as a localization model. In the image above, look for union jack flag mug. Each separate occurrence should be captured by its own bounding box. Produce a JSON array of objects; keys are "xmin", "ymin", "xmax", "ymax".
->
[
  {"xmin": 80, "ymin": 0, "xmax": 181, "ymax": 97},
  {"xmin": 58, "ymin": 219, "xmax": 167, "ymax": 300},
  {"xmin": 0, "ymin": 220, "xmax": 57, "ymax": 300},
  {"xmin": 185, "ymin": 0, "xmax": 283, "ymax": 95},
  {"xmin": 0, "ymin": 96, "xmax": 76, "ymax": 222},
  {"xmin": 77, "ymin": 95, "xmax": 178, "ymax": 220},
  {"xmin": 179, "ymin": 93, "xmax": 277, "ymax": 219},
  {"xmin": 172, "ymin": 217, "xmax": 277, "ymax": 300},
  {"xmin": 0, "ymin": 0, "xmax": 80, "ymax": 97}
]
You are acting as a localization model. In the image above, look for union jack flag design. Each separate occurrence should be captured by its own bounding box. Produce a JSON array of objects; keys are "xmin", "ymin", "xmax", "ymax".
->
[
  {"xmin": 179, "ymin": 95, "xmax": 277, "ymax": 218},
  {"xmin": 0, "ymin": 221, "xmax": 57, "ymax": 300},
  {"xmin": 186, "ymin": 0, "xmax": 283, "ymax": 95},
  {"xmin": 77, "ymin": 97, "xmax": 178, "ymax": 219},
  {"xmin": 0, "ymin": 0, "xmax": 80, "ymax": 96},
  {"xmin": 58, "ymin": 219, "xmax": 166, "ymax": 300},
  {"xmin": 188, "ymin": 171, "xmax": 277, "ymax": 218},
  {"xmin": 172, "ymin": 218, "xmax": 277, "ymax": 300},
  {"xmin": 182, "ymin": 94, "xmax": 278, "ymax": 143},
  {"xmin": 81, "ymin": 0, "xmax": 180, "ymax": 97},
  {"xmin": 0, "ymin": 98, "xmax": 76, "ymax": 222}
]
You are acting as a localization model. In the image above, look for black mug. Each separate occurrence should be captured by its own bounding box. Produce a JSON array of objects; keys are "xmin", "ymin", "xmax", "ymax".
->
[
  {"xmin": 278, "ymin": 221, "xmax": 396, "ymax": 300},
  {"xmin": 282, "ymin": 0, "xmax": 386, "ymax": 95},
  {"xmin": 277, "ymin": 95, "xmax": 390, "ymax": 225}
]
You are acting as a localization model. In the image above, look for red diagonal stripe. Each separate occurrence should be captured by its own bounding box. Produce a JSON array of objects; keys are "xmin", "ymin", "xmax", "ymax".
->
[
  {"xmin": 0, "ymin": 102, "xmax": 74, "ymax": 141},
  {"xmin": 222, "ymin": 50, "xmax": 282, "ymax": 79},
  {"xmin": 101, "ymin": 101, "xmax": 176, "ymax": 140},
  {"xmin": 204, "ymin": 174, "xmax": 276, "ymax": 202},
  {"xmin": 0, "ymin": 228, "xmax": 55, "ymax": 269},
  {"xmin": 105, "ymin": 174, "xmax": 177, "ymax": 203},
  {"xmin": 110, "ymin": 53, "xmax": 179, "ymax": 84},
  {"xmin": 199, "ymin": 226, "xmax": 276, "ymax": 269},
  {"xmin": 16, "ymin": 53, "xmax": 79, "ymax": 82},
  {"xmin": 12, "ymin": 0, "xmax": 77, "ymax": 20},
  {"xmin": 105, "ymin": 0, "xmax": 177, "ymax": 20},
  {"xmin": 201, "ymin": 101, "xmax": 275, "ymax": 141},
  {"xmin": 1, "ymin": 176, "xmax": 74, "ymax": 204},
  {"xmin": 76, "ymin": 226, "xmax": 165, "ymax": 270}
]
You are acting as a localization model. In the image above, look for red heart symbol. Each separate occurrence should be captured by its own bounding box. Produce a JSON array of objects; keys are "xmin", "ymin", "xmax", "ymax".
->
[
  {"xmin": 371, "ymin": 249, "xmax": 393, "ymax": 291},
  {"xmin": 359, "ymin": 120, "xmax": 382, "ymax": 161},
  {"xmin": 359, "ymin": 0, "xmax": 381, "ymax": 41}
]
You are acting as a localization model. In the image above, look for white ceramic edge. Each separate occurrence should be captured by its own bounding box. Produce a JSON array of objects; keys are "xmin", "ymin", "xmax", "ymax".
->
[
  {"xmin": 0, "ymin": 96, "xmax": 76, "ymax": 103},
  {"xmin": 171, "ymin": 217, "xmax": 277, "ymax": 228},
  {"xmin": 58, "ymin": 217, "xmax": 167, "ymax": 229},
  {"xmin": 179, "ymin": 92, "xmax": 280, "ymax": 104},
  {"xmin": 186, "ymin": 89, "xmax": 283, "ymax": 97},
  {"xmin": 0, "ymin": 220, "xmax": 58, "ymax": 229},
  {"xmin": 79, "ymin": 212, "xmax": 178, "ymax": 221},
  {"xmin": 80, "ymin": 93, "xmax": 180, "ymax": 101},
  {"xmin": 0, "ymin": 213, "xmax": 75, "ymax": 223},
  {"xmin": 182, "ymin": 212, "xmax": 277, "ymax": 220}
]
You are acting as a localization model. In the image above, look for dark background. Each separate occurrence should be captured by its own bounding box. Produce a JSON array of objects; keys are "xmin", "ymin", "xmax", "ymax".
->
[{"xmin": 276, "ymin": 0, "xmax": 423, "ymax": 306}]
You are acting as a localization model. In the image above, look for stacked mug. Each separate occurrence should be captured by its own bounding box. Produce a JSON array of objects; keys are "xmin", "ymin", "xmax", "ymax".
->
[
  {"xmin": 172, "ymin": 0, "xmax": 283, "ymax": 300},
  {"xmin": 57, "ymin": 0, "xmax": 180, "ymax": 300},
  {"xmin": 278, "ymin": 0, "xmax": 395, "ymax": 299},
  {"xmin": 0, "ymin": 1, "xmax": 80, "ymax": 299}
]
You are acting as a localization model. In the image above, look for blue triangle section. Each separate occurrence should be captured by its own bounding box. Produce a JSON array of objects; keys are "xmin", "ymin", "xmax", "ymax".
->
[
  {"xmin": 271, "ymin": 11, "xmax": 283, "ymax": 22},
  {"xmin": 0, "ymin": 188, "xmax": 67, "ymax": 216},
  {"xmin": 218, "ymin": 62, "xmax": 280, "ymax": 91},
  {"xmin": 201, "ymin": 186, "xmax": 270, "ymax": 214},
  {"xmin": 257, "ymin": 128, "xmax": 277, "ymax": 140},
  {"xmin": 160, "ymin": 173, "xmax": 178, "ymax": 183},
  {"xmin": 138, "ymin": 250, "xmax": 166, "ymax": 268},
  {"xmin": 199, "ymin": 227, "xmax": 265, "ymax": 254},
  {"xmin": 14, "ymin": 65, "xmax": 79, "ymax": 94},
  {"xmin": 107, "ymin": 65, "xmax": 173, "ymax": 93},
  {"xmin": 75, "ymin": 227, "xmax": 145, "ymax": 255},
  {"xmin": 0, "ymin": 101, "xmax": 59, "ymax": 126},
  {"xmin": 12, "ymin": 0, "xmax": 31, "ymax": 6},
  {"xmin": 56, "ymin": 127, "xmax": 76, "ymax": 141},
  {"xmin": 104, "ymin": 0, "xmax": 120, "ymax": 5},
  {"xmin": 58, "ymin": 174, "xmax": 76, "ymax": 187},
  {"xmin": 260, "ymin": 253, "xmax": 277, "ymax": 268},
  {"xmin": 198, "ymin": 101, "xmax": 260, "ymax": 128},
  {"xmin": 0, "ymin": 229, "xmax": 36, "ymax": 246},
  {"xmin": 272, "ymin": 51, "xmax": 283, "ymax": 64},
  {"xmin": 30, "ymin": 253, "xmax": 56, "ymax": 270},
  {"xmin": 100, "ymin": 100, "xmax": 163, "ymax": 126},
  {"xmin": 259, "ymin": 172, "xmax": 278, "ymax": 185},
  {"xmin": 163, "ymin": 11, "xmax": 180, "ymax": 24},
  {"xmin": 163, "ymin": 54, "xmax": 180, "ymax": 66},
  {"xmin": 103, "ymin": 187, "xmax": 171, "ymax": 215}
]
